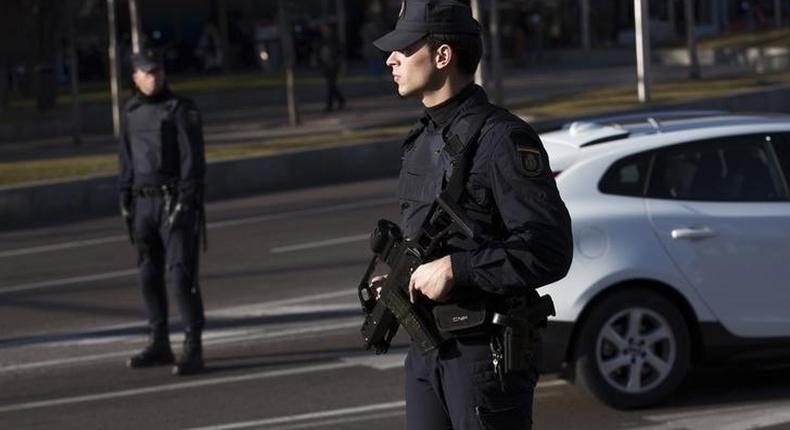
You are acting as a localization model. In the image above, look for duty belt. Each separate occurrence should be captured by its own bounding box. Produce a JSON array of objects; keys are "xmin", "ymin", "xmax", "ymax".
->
[{"xmin": 132, "ymin": 184, "xmax": 176, "ymax": 198}]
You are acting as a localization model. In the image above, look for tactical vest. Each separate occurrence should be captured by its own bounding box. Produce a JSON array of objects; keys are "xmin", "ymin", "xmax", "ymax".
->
[
  {"xmin": 398, "ymin": 102, "xmax": 500, "ymax": 246},
  {"xmin": 126, "ymin": 96, "xmax": 182, "ymax": 185}
]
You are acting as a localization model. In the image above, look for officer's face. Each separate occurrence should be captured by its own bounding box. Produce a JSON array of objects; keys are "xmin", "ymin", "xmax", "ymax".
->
[
  {"xmin": 386, "ymin": 40, "xmax": 438, "ymax": 98},
  {"xmin": 132, "ymin": 68, "xmax": 165, "ymax": 96}
]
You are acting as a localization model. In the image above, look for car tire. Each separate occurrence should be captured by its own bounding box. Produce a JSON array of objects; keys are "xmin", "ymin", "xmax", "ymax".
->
[{"xmin": 573, "ymin": 288, "xmax": 691, "ymax": 409}]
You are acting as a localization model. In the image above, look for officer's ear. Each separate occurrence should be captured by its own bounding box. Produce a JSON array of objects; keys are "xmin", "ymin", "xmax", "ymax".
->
[{"xmin": 433, "ymin": 43, "xmax": 453, "ymax": 71}]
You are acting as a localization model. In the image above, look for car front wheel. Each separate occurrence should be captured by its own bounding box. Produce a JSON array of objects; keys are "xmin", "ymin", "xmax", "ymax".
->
[{"xmin": 573, "ymin": 288, "xmax": 691, "ymax": 409}]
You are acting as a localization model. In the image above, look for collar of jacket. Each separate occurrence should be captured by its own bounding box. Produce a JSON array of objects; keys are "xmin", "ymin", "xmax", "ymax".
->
[
  {"xmin": 138, "ymin": 86, "xmax": 173, "ymax": 104},
  {"xmin": 425, "ymin": 83, "xmax": 486, "ymax": 128}
]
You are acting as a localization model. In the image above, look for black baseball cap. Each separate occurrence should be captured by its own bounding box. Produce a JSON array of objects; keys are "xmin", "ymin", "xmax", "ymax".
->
[
  {"xmin": 373, "ymin": 0, "xmax": 481, "ymax": 52},
  {"xmin": 130, "ymin": 49, "xmax": 163, "ymax": 73}
]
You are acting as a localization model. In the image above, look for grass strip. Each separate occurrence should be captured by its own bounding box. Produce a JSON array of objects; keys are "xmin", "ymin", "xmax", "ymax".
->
[
  {"xmin": 0, "ymin": 125, "xmax": 410, "ymax": 187},
  {"xmin": 3, "ymin": 70, "xmax": 790, "ymax": 187},
  {"xmin": 516, "ymin": 70, "xmax": 790, "ymax": 118}
]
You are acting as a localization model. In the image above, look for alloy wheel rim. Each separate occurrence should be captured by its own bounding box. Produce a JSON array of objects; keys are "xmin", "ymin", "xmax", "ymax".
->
[{"xmin": 595, "ymin": 307, "xmax": 676, "ymax": 394}]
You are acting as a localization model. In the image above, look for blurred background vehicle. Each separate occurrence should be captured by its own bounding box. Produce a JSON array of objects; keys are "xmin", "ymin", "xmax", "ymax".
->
[{"xmin": 538, "ymin": 110, "xmax": 790, "ymax": 408}]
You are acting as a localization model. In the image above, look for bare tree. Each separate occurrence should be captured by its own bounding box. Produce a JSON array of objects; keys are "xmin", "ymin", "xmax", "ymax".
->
[
  {"xmin": 278, "ymin": 0, "xmax": 300, "ymax": 126},
  {"xmin": 0, "ymin": 1, "xmax": 30, "ymax": 111},
  {"xmin": 67, "ymin": 0, "xmax": 84, "ymax": 146},
  {"xmin": 32, "ymin": 1, "xmax": 66, "ymax": 111}
]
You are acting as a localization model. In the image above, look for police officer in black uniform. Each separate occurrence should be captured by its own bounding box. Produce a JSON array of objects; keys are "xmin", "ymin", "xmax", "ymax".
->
[
  {"xmin": 373, "ymin": 1, "xmax": 573, "ymax": 428},
  {"xmin": 118, "ymin": 49, "xmax": 207, "ymax": 376}
]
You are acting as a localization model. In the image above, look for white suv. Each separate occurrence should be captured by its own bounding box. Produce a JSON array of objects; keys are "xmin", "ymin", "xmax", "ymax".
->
[{"xmin": 538, "ymin": 111, "xmax": 790, "ymax": 409}]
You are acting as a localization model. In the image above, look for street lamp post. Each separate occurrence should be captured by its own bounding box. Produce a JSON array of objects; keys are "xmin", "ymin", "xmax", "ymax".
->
[
  {"xmin": 278, "ymin": 0, "xmax": 300, "ymax": 126},
  {"xmin": 470, "ymin": 0, "xmax": 485, "ymax": 87},
  {"xmin": 128, "ymin": 0, "xmax": 141, "ymax": 54},
  {"xmin": 106, "ymin": 0, "xmax": 121, "ymax": 138},
  {"xmin": 490, "ymin": 0, "xmax": 503, "ymax": 105},
  {"xmin": 634, "ymin": 0, "xmax": 651, "ymax": 103},
  {"xmin": 581, "ymin": 0, "xmax": 591, "ymax": 50}
]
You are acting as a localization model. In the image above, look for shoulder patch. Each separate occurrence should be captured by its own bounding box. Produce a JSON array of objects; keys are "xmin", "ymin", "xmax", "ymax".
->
[
  {"xmin": 186, "ymin": 109, "xmax": 201, "ymax": 125},
  {"xmin": 509, "ymin": 130, "xmax": 547, "ymax": 177},
  {"xmin": 516, "ymin": 146, "xmax": 544, "ymax": 177}
]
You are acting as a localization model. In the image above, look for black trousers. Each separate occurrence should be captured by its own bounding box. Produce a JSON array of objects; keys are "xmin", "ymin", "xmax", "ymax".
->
[
  {"xmin": 132, "ymin": 196, "xmax": 205, "ymax": 333},
  {"xmin": 405, "ymin": 336, "xmax": 536, "ymax": 430}
]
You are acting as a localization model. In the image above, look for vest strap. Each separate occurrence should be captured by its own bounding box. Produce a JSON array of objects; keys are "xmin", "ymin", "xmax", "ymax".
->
[{"xmin": 442, "ymin": 104, "xmax": 498, "ymax": 203}]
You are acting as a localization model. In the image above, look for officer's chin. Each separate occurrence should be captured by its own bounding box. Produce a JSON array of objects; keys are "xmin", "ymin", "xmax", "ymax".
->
[{"xmin": 395, "ymin": 83, "xmax": 415, "ymax": 98}]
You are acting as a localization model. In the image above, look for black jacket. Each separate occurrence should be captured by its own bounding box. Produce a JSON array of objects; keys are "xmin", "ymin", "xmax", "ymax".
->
[{"xmin": 398, "ymin": 85, "xmax": 573, "ymax": 298}]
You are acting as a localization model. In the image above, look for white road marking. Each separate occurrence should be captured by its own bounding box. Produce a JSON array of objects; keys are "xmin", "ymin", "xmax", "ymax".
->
[
  {"xmin": 0, "ymin": 292, "xmax": 361, "ymax": 371},
  {"xmin": 0, "ymin": 269, "xmax": 137, "ymax": 295},
  {"xmin": 536, "ymin": 379, "xmax": 568, "ymax": 388},
  {"xmin": 204, "ymin": 198, "xmax": 392, "ymax": 229},
  {"xmin": 184, "ymin": 386, "xmax": 565, "ymax": 430},
  {"xmin": 0, "ymin": 197, "xmax": 394, "ymax": 259},
  {"xmin": 259, "ymin": 410, "xmax": 405, "ymax": 430},
  {"xmin": 0, "ymin": 320, "xmax": 360, "ymax": 373},
  {"xmin": 631, "ymin": 400, "xmax": 790, "ymax": 430},
  {"xmin": 1, "ymin": 290, "xmax": 355, "ymax": 348},
  {"xmin": 341, "ymin": 353, "xmax": 406, "ymax": 370},
  {"xmin": 270, "ymin": 234, "xmax": 369, "ymax": 253},
  {"xmin": 183, "ymin": 401, "xmax": 406, "ymax": 430},
  {"xmin": 0, "ymin": 361, "xmax": 356, "ymax": 414},
  {"xmin": 0, "ymin": 236, "xmax": 126, "ymax": 258},
  {"xmin": 210, "ymin": 290, "xmax": 354, "ymax": 317},
  {"xmin": 0, "ymin": 341, "xmax": 569, "ymax": 416}
]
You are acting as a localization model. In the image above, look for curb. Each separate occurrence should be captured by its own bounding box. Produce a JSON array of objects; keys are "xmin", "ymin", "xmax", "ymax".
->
[{"xmin": 3, "ymin": 83, "xmax": 790, "ymax": 232}]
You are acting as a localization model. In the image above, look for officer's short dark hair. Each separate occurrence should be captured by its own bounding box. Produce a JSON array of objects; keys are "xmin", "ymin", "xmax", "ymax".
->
[{"xmin": 426, "ymin": 33, "xmax": 482, "ymax": 76}]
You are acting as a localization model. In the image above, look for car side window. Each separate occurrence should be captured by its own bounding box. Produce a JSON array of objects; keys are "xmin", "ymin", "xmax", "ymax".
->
[
  {"xmin": 773, "ymin": 134, "xmax": 790, "ymax": 194},
  {"xmin": 646, "ymin": 135, "xmax": 785, "ymax": 202},
  {"xmin": 599, "ymin": 152, "xmax": 653, "ymax": 197}
]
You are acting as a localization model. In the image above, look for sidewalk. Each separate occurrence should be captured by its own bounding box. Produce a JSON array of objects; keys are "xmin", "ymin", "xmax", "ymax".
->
[{"xmin": 0, "ymin": 61, "xmax": 759, "ymax": 164}]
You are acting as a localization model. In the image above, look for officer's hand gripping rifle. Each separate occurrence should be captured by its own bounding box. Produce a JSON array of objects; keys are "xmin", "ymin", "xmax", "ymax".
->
[{"xmin": 357, "ymin": 193, "xmax": 477, "ymax": 355}]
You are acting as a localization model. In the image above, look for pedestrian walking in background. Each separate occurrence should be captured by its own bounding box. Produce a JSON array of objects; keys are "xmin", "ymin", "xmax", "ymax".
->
[{"xmin": 316, "ymin": 23, "xmax": 346, "ymax": 112}]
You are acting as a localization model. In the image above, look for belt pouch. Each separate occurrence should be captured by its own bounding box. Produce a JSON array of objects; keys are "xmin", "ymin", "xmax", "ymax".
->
[{"xmin": 432, "ymin": 301, "xmax": 488, "ymax": 334}]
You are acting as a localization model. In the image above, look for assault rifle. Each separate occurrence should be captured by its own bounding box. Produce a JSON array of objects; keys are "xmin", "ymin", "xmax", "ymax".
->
[{"xmin": 357, "ymin": 193, "xmax": 476, "ymax": 354}]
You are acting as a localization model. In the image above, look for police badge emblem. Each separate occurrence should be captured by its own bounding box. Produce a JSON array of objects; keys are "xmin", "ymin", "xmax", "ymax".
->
[{"xmin": 516, "ymin": 146, "xmax": 544, "ymax": 177}]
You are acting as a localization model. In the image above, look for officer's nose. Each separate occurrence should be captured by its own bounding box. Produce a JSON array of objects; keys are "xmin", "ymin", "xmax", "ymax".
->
[{"xmin": 386, "ymin": 52, "xmax": 398, "ymax": 68}]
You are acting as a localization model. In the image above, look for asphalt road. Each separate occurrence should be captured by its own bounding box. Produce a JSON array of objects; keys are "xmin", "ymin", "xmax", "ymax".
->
[{"xmin": 2, "ymin": 178, "xmax": 790, "ymax": 430}]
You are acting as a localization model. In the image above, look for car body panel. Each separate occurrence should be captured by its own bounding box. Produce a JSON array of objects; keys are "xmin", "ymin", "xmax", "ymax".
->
[
  {"xmin": 538, "ymin": 114, "xmax": 790, "ymax": 372},
  {"xmin": 646, "ymin": 198, "xmax": 790, "ymax": 337}
]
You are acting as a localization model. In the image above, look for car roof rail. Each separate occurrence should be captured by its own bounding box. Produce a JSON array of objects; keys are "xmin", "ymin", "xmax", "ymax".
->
[{"xmin": 561, "ymin": 110, "xmax": 727, "ymax": 129}]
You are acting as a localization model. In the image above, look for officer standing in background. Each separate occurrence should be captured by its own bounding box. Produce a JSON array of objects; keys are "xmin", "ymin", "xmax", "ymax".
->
[
  {"xmin": 373, "ymin": 1, "xmax": 573, "ymax": 428},
  {"xmin": 118, "ymin": 49, "xmax": 207, "ymax": 376}
]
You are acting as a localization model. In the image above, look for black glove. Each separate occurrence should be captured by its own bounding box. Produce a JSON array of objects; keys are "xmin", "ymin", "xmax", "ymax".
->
[
  {"xmin": 120, "ymin": 192, "xmax": 133, "ymax": 220},
  {"xmin": 168, "ymin": 201, "xmax": 184, "ymax": 229},
  {"xmin": 120, "ymin": 191, "xmax": 135, "ymax": 244}
]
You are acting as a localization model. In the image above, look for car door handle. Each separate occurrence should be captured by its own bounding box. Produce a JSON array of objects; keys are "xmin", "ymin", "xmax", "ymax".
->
[{"xmin": 671, "ymin": 226, "xmax": 716, "ymax": 240}]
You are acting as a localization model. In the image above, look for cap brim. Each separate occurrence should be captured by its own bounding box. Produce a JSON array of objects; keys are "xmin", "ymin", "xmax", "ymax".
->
[
  {"xmin": 373, "ymin": 29, "xmax": 427, "ymax": 52},
  {"xmin": 134, "ymin": 63, "xmax": 158, "ymax": 73}
]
